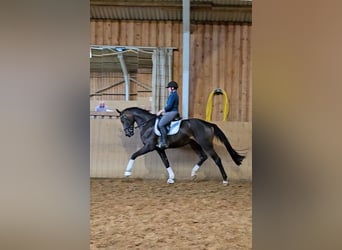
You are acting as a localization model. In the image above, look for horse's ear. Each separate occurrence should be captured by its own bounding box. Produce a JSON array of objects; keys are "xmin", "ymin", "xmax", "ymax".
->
[{"xmin": 116, "ymin": 109, "xmax": 121, "ymax": 115}]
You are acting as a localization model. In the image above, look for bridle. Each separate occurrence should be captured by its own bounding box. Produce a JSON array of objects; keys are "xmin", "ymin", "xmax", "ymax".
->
[
  {"xmin": 119, "ymin": 114, "xmax": 134, "ymax": 136},
  {"xmin": 119, "ymin": 114, "xmax": 156, "ymax": 136}
]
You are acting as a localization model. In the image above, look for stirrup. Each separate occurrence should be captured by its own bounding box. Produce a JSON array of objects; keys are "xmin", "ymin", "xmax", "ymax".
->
[{"xmin": 157, "ymin": 142, "xmax": 168, "ymax": 149}]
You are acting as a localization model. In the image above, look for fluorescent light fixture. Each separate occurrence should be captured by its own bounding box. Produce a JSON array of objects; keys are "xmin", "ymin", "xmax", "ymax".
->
[{"xmin": 115, "ymin": 47, "xmax": 126, "ymax": 52}]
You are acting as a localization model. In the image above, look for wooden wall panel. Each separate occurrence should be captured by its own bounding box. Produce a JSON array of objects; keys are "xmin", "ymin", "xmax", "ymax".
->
[
  {"xmin": 240, "ymin": 25, "xmax": 249, "ymax": 122},
  {"xmin": 226, "ymin": 24, "xmax": 234, "ymax": 119},
  {"xmin": 141, "ymin": 22, "xmax": 149, "ymax": 46},
  {"xmin": 103, "ymin": 20, "xmax": 112, "ymax": 45},
  {"xmin": 231, "ymin": 25, "xmax": 241, "ymax": 121},
  {"xmin": 95, "ymin": 20, "xmax": 103, "ymax": 44},
  {"xmin": 90, "ymin": 21, "xmax": 96, "ymax": 44},
  {"xmin": 111, "ymin": 21, "xmax": 120, "ymax": 44},
  {"xmin": 202, "ymin": 24, "xmax": 213, "ymax": 118},
  {"xmin": 126, "ymin": 21, "xmax": 135, "ymax": 45},
  {"xmin": 190, "ymin": 24, "xmax": 203, "ymax": 119},
  {"xmin": 90, "ymin": 20, "xmax": 252, "ymax": 122},
  {"xmin": 171, "ymin": 22, "xmax": 182, "ymax": 111}
]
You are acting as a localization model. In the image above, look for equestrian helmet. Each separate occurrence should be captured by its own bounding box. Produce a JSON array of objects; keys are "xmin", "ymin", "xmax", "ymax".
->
[{"xmin": 166, "ymin": 81, "xmax": 178, "ymax": 89}]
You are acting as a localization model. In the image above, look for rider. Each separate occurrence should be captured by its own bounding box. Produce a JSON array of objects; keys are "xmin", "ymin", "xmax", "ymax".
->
[{"xmin": 156, "ymin": 81, "xmax": 179, "ymax": 149}]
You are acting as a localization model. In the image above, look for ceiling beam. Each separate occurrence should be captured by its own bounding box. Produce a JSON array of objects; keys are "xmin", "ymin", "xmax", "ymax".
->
[
  {"xmin": 90, "ymin": 0, "xmax": 251, "ymax": 9},
  {"xmin": 90, "ymin": 0, "xmax": 182, "ymax": 7}
]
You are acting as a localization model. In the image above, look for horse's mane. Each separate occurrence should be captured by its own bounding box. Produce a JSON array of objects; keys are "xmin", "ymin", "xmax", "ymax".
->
[{"xmin": 122, "ymin": 107, "xmax": 155, "ymax": 116}]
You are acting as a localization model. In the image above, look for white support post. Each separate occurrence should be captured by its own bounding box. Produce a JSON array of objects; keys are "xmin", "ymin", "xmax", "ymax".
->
[
  {"xmin": 117, "ymin": 53, "xmax": 130, "ymax": 101},
  {"xmin": 182, "ymin": 0, "xmax": 190, "ymax": 119}
]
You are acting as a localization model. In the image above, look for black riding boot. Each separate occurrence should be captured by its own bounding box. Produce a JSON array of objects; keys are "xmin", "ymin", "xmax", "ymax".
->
[{"xmin": 157, "ymin": 126, "xmax": 168, "ymax": 149}]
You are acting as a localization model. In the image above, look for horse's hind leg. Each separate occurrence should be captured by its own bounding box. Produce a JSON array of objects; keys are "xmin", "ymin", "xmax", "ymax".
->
[
  {"xmin": 189, "ymin": 139, "xmax": 208, "ymax": 179},
  {"xmin": 205, "ymin": 148, "xmax": 229, "ymax": 186},
  {"xmin": 156, "ymin": 148, "xmax": 175, "ymax": 184}
]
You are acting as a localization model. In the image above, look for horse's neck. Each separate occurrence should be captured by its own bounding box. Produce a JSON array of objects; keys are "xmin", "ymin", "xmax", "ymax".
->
[{"xmin": 133, "ymin": 112, "xmax": 154, "ymax": 126}]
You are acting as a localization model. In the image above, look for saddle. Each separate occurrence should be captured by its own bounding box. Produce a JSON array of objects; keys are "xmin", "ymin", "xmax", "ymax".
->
[{"xmin": 154, "ymin": 114, "xmax": 182, "ymax": 136}]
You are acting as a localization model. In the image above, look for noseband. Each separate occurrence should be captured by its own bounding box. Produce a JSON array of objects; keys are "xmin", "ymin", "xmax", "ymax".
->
[
  {"xmin": 120, "ymin": 114, "xmax": 135, "ymax": 136},
  {"xmin": 124, "ymin": 125, "xmax": 134, "ymax": 136}
]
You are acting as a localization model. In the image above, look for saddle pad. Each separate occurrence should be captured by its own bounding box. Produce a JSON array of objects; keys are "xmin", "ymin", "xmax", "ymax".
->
[{"xmin": 154, "ymin": 119, "xmax": 182, "ymax": 136}]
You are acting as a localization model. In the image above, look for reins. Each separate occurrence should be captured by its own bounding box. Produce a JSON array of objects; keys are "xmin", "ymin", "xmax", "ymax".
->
[{"xmin": 133, "ymin": 116, "xmax": 156, "ymax": 129}]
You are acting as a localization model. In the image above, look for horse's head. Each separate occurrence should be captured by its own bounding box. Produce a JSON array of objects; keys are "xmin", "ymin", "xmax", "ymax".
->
[{"xmin": 116, "ymin": 109, "xmax": 135, "ymax": 137}]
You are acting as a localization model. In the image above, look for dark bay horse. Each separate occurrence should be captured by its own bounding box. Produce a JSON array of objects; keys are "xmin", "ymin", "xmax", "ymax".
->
[{"xmin": 116, "ymin": 107, "xmax": 245, "ymax": 185}]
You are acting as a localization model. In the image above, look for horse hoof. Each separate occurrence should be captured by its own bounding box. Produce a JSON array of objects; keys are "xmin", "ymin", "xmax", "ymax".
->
[
  {"xmin": 222, "ymin": 180, "xmax": 229, "ymax": 186},
  {"xmin": 167, "ymin": 178, "xmax": 175, "ymax": 184},
  {"xmin": 191, "ymin": 174, "xmax": 197, "ymax": 180},
  {"xmin": 124, "ymin": 171, "xmax": 131, "ymax": 177}
]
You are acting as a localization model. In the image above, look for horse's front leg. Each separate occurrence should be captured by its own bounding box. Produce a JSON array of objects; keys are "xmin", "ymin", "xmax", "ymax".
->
[
  {"xmin": 124, "ymin": 144, "xmax": 154, "ymax": 177},
  {"xmin": 156, "ymin": 148, "xmax": 175, "ymax": 184}
]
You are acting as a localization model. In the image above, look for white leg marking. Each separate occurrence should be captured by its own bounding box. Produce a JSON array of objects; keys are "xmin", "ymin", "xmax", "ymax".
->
[
  {"xmin": 191, "ymin": 164, "xmax": 200, "ymax": 177},
  {"xmin": 167, "ymin": 179, "xmax": 175, "ymax": 184},
  {"xmin": 167, "ymin": 167, "xmax": 175, "ymax": 184},
  {"xmin": 222, "ymin": 180, "xmax": 229, "ymax": 186},
  {"xmin": 124, "ymin": 159, "xmax": 135, "ymax": 177}
]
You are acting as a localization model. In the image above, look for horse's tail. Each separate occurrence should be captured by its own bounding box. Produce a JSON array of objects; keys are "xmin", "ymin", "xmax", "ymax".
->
[{"xmin": 213, "ymin": 124, "xmax": 245, "ymax": 166}]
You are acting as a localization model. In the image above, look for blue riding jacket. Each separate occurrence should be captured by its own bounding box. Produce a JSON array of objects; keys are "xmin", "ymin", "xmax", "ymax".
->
[{"xmin": 164, "ymin": 91, "xmax": 179, "ymax": 112}]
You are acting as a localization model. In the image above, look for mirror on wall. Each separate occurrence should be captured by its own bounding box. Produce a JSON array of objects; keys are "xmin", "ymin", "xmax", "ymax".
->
[{"xmin": 90, "ymin": 46, "xmax": 153, "ymax": 101}]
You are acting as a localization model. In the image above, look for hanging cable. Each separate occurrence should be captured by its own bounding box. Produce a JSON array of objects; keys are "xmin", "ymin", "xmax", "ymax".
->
[{"xmin": 205, "ymin": 88, "xmax": 230, "ymax": 121}]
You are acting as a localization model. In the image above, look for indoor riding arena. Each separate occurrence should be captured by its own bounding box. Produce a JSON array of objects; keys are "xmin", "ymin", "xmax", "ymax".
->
[{"xmin": 90, "ymin": 1, "xmax": 252, "ymax": 249}]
